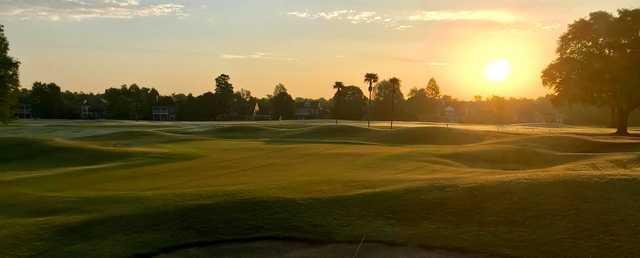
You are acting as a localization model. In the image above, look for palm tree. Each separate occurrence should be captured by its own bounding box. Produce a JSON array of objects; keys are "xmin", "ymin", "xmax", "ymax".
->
[
  {"xmin": 389, "ymin": 77, "xmax": 401, "ymax": 129},
  {"xmin": 333, "ymin": 81, "xmax": 345, "ymax": 125},
  {"xmin": 364, "ymin": 73, "xmax": 378, "ymax": 128}
]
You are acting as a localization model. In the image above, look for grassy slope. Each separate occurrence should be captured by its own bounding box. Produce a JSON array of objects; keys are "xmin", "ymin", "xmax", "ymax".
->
[{"xmin": 1, "ymin": 122, "xmax": 640, "ymax": 257}]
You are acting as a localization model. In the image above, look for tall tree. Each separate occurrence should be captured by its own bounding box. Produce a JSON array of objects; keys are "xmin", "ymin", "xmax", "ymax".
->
[
  {"xmin": 542, "ymin": 9, "xmax": 640, "ymax": 135},
  {"xmin": 407, "ymin": 77, "xmax": 443, "ymax": 121},
  {"xmin": 31, "ymin": 82, "xmax": 63, "ymax": 119},
  {"xmin": 232, "ymin": 89, "xmax": 257, "ymax": 120},
  {"xmin": 332, "ymin": 81, "xmax": 345, "ymax": 124},
  {"xmin": 373, "ymin": 78, "xmax": 405, "ymax": 125},
  {"xmin": 407, "ymin": 87, "xmax": 428, "ymax": 121},
  {"xmin": 0, "ymin": 25, "xmax": 20, "ymax": 124},
  {"xmin": 214, "ymin": 74, "xmax": 234, "ymax": 119},
  {"xmin": 426, "ymin": 78, "xmax": 441, "ymax": 98},
  {"xmin": 332, "ymin": 85, "xmax": 366, "ymax": 121},
  {"xmin": 102, "ymin": 84, "xmax": 159, "ymax": 120},
  {"xmin": 364, "ymin": 73, "xmax": 378, "ymax": 127},
  {"xmin": 270, "ymin": 83, "xmax": 295, "ymax": 120},
  {"xmin": 273, "ymin": 83, "xmax": 288, "ymax": 96},
  {"xmin": 389, "ymin": 77, "xmax": 401, "ymax": 129}
]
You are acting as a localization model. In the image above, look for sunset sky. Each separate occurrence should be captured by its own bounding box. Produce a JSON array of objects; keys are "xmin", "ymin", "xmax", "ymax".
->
[{"xmin": 1, "ymin": 0, "xmax": 638, "ymax": 100}]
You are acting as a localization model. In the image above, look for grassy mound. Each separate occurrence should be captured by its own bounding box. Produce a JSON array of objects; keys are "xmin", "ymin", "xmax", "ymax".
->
[
  {"xmin": 281, "ymin": 125, "xmax": 372, "ymax": 142},
  {"xmin": 168, "ymin": 125, "xmax": 507, "ymax": 146},
  {"xmin": 440, "ymin": 146, "xmax": 589, "ymax": 170},
  {"xmin": 503, "ymin": 135, "xmax": 640, "ymax": 153},
  {"xmin": 282, "ymin": 125, "xmax": 505, "ymax": 145},
  {"xmin": 0, "ymin": 137, "xmax": 141, "ymax": 172},
  {"xmin": 195, "ymin": 125, "xmax": 287, "ymax": 139},
  {"xmin": 372, "ymin": 127, "xmax": 504, "ymax": 145},
  {"xmin": 78, "ymin": 130, "xmax": 194, "ymax": 146}
]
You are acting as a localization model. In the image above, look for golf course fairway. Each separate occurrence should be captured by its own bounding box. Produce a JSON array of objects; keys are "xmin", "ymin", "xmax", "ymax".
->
[{"xmin": 2, "ymin": 121, "xmax": 640, "ymax": 258}]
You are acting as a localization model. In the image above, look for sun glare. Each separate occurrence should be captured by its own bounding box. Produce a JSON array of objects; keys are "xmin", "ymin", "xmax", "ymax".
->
[{"xmin": 485, "ymin": 59, "xmax": 512, "ymax": 82}]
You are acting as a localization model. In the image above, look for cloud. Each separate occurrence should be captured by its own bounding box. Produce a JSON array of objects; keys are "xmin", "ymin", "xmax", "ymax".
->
[
  {"xmin": 287, "ymin": 10, "xmax": 393, "ymax": 25},
  {"xmin": 0, "ymin": 0, "xmax": 186, "ymax": 21},
  {"xmin": 394, "ymin": 25, "xmax": 413, "ymax": 31},
  {"xmin": 408, "ymin": 10, "xmax": 519, "ymax": 23},
  {"xmin": 103, "ymin": 0, "xmax": 140, "ymax": 7},
  {"xmin": 220, "ymin": 52, "xmax": 295, "ymax": 62},
  {"xmin": 288, "ymin": 9, "xmax": 521, "ymax": 30}
]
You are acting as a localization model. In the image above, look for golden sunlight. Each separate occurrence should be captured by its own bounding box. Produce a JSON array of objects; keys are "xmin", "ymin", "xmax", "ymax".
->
[{"xmin": 485, "ymin": 59, "xmax": 512, "ymax": 82}]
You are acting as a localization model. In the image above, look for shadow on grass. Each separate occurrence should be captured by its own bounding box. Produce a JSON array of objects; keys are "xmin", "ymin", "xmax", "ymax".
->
[{"xmin": 29, "ymin": 178, "xmax": 640, "ymax": 258}]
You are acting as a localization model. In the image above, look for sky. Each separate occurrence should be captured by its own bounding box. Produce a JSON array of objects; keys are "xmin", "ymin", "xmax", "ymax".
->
[{"xmin": 1, "ymin": 0, "xmax": 638, "ymax": 100}]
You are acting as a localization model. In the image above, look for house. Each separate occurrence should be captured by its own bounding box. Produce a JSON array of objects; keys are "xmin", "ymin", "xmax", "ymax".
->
[
  {"xmin": 253, "ymin": 102, "xmax": 260, "ymax": 117},
  {"xmin": 251, "ymin": 103, "xmax": 269, "ymax": 120},
  {"xmin": 152, "ymin": 105, "xmax": 176, "ymax": 121},
  {"xmin": 80, "ymin": 98, "xmax": 107, "ymax": 119},
  {"xmin": 295, "ymin": 101, "xmax": 320, "ymax": 120},
  {"xmin": 444, "ymin": 106, "xmax": 457, "ymax": 123},
  {"xmin": 15, "ymin": 104, "xmax": 32, "ymax": 119}
]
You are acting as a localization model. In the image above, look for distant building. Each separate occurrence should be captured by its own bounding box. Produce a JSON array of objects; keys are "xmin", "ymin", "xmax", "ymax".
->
[
  {"xmin": 80, "ymin": 99, "xmax": 107, "ymax": 119},
  {"xmin": 251, "ymin": 103, "xmax": 266, "ymax": 120},
  {"xmin": 253, "ymin": 102, "xmax": 260, "ymax": 116},
  {"xmin": 152, "ymin": 106, "xmax": 176, "ymax": 121},
  {"xmin": 253, "ymin": 102, "xmax": 272, "ymax": 120},
  {"xmin": 444, "ymin": 106, "xmax": 457, "ymax": 123},
  {"xmin": 15, "ymin": 104, "xmax": 32, "ymax": 119},
  {"xmin": 295, "ymin": 101, "xmax": 320, "ymax": 120}
]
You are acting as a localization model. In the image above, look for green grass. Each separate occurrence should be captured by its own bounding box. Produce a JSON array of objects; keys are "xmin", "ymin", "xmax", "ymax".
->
[
  {"xmin": 1, "ymin": 121, "xmax": 640, "ymax": 257},
  {"xmin": 0, "ymin": 137, "xmax": 152, "ymax": 172}
]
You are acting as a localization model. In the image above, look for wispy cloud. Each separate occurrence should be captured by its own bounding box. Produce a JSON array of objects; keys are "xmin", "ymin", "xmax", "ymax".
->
[
  {"xmin": 0, "ymin": 0, "xmax": 186, "ymax": 21},
  {"xmin": 394, "ymin": 25, "xmax": 413, "ymax": 31},
  {"xmin": 287, "ymin": 10, "xmax": 393, "ymax": 25},
  {"xmin": 408, "ymin": 10, "xmax": 519, "ymax": 23},
  {"xmin": 220, "ymin": 52, "xmax": 295, "ymax": 62},
  {"xmin": 288, "ymin": 9, "xmax": 523, "ymax": 30}
]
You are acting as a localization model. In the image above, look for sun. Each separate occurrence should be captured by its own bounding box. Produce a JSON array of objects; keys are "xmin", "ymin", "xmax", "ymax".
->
[{"xmin": 485, "ymin": 59, "xmax": 512, "ymax": 82}]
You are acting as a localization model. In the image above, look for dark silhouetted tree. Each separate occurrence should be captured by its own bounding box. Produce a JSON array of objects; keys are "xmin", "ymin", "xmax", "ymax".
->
[
  {"xmin": 407, "ymin": 87, "xmax": 428, "ymax": 121},
  {"xmin": 214, "ymin": 74, "xmax": 234, "ymax": 119},
  {"xmin": 232, "ymin": 89, "xmax": 257, "ymax": 119},
  {"xmin": 332, "ymin": 85, "xmax": 366, "ymax": 121},
  {"xmin": 332, "ymin": 81, "xmax": 346, "ymax": 124},
  {"xmin": 373, "ymin": 78, "xmax": 405, "ymax": 124},
  {"xmin": 270, "ymin": 83, "xmax": 295, "ymax": 120},
  {"xmin": 31, "ymin": 82, "xmax": 63, "ymax": 118},
  {"xmin": 0, "ymin": 25, "xmax": 20, "ymax": 124},
  {"xmin": 407, "ymin": 77, "xmax": 442, "ymax": 121},
  {"xmin": 273, "ymin": 83, "xmax": 288, "ymax": 96},
  {"xmin": 389, "ymin": 77, "xmax": 401, "ymax": 129},
  {"xmin": 364, "ymin": 73, "xmax": 378, "ymax": 127},
  {"xmin": 426, "ymin": 78, "xmax": 440, "ymax": 98},
  {"xmin": 542, "ymin": 9, "xmax": 640, "ymax": 135},
  {"xmin": 102, "ymin": 84, "xmax": 159, "ymax": 120}
]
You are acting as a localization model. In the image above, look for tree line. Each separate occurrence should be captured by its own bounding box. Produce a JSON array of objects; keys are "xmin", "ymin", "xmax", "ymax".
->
[
  {"xmin": 14, "ymin": 76, "xmax": 299, "ymax": 121},
  {"xmin": 12, "ymin": 72, "xmax": 640, "ymax": 127}
]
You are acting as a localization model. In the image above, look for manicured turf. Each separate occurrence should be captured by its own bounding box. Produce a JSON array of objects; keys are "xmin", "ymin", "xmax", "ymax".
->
[{"xmin": 1, "ymin": 121, "xmax": 640, "ymax": 257}]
